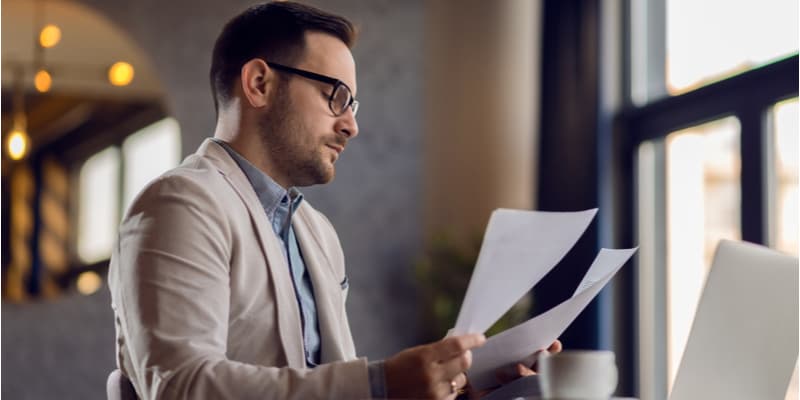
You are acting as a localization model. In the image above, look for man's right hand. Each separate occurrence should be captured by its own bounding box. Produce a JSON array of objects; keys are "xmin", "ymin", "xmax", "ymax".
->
[{"xmin": 384, "ymin": 333, "xmax": 486, "ymax": 399}]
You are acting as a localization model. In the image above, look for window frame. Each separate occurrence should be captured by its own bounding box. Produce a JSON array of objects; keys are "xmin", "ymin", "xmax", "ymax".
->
[{"xmin": 623, "ymin": 56, "xmax": 797, "ymax": 242}]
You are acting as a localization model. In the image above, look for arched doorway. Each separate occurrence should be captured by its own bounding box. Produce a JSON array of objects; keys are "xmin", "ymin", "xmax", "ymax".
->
[{"xmin": 3, "ymin": 0, "xmax": 180, "ymax": 300}]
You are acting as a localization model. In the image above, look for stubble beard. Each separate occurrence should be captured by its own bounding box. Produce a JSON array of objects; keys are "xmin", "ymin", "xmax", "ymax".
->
[{"xmin": 257, "ymin": 83, "xmax": 335, "ymax": 187}]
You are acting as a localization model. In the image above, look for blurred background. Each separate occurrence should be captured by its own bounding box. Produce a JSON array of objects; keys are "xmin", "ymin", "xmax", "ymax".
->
[{"xmin": 1, "ymin": 0, "xmax": 797, "ymax": 399}]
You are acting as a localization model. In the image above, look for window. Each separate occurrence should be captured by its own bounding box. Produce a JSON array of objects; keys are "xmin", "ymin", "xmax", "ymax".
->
[
  {"xmin": 630, "ymin": 0, "xmax": 799, "ymax": 104},
  {"xmin": 76, "ymin": 117, "xmax": 181, "ymax": 264},
  {"xmin": 769, "ymin": 98, "xmax": 799, "ymax": 256},
  {"xmin": 635, "ymin": 116, "xmax": 746, "ymax": 396},
  {"xmin": 77, "ymin": 147, "xmax": 120, "ymax": 263},
  {"xmin": 122, "ymin": 117, "xmax": 181, "ymax": 212},
  {"xmin": 624, "ymin": 1, "xmax": 798, "ymax": 399},
  {"xmin": 666, "ymin": 0, "xmax": 798, "ymax": 94},
  {"xmin": 665, "ymin": 116, "xmax": 741, "ymax": 389}
]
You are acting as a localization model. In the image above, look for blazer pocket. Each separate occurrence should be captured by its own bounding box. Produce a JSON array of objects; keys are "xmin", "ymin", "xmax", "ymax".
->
[{"xmin": 340, "ymin": 276, "xmax": 349, "ymax": 300}]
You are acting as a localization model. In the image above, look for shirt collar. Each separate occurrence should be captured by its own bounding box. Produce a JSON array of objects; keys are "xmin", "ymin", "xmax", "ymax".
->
[{"xmin": 212, "ymin": 138, "xmax": 304, "ymax": 221}]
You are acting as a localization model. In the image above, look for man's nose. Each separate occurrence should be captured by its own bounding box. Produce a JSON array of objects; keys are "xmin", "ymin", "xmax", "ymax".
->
[{"xmin": 335, "ymin": 109, "xmax": 359, "ymax": 139}]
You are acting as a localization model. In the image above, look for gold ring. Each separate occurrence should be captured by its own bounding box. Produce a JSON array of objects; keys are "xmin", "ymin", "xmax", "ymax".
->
[{"xmin": 450, "ymin": 379, "xmax": 458, "ymax": 394}]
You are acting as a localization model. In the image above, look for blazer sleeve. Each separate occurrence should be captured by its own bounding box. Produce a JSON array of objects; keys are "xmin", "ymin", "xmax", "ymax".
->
[{"xmin": 109, "ymin": 173, "xmax": 371, "ymax": 400}]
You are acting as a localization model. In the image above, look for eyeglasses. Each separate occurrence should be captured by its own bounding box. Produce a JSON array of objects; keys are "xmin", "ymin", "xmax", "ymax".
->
[{"xmin": 266, "ymin": 62, "xmax": 359, "ymax": 117}]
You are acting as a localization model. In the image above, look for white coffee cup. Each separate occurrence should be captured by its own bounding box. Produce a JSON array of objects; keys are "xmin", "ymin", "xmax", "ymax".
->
[{"xmin": 538, "ymin": 350, "xmax": 618, "ymax": 399}]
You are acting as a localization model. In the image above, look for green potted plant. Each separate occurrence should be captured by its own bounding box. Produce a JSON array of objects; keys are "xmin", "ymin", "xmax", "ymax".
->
[{"xmin": 415, "ymin": 233, "xmax": 532, "ymax": 341}]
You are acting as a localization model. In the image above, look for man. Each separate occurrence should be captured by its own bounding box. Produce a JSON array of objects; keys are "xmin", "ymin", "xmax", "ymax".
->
[{"xmin": 109, "ymin": 2, "xmax": 557, "ymax": 399}]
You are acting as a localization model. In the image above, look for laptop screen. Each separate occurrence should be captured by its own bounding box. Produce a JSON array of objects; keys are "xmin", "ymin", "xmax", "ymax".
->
[{"xmin": 669, "ymin": 240, "xmax": 798, "ymax": 400}]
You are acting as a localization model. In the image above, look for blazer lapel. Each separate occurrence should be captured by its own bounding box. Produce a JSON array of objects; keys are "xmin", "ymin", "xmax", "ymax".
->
[
  {"xmin": 198, "ymin": 139, "xmax": 306, "ymax": 368},
  {"xmin": 293, "ymin": 205, "xmax": 347, "ymax": 363}
]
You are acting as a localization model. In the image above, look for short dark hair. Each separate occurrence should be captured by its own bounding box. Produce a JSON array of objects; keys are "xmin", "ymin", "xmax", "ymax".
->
[{"xmin": 209, "ymin": 1, "xmax": 357, "ymax": 112}]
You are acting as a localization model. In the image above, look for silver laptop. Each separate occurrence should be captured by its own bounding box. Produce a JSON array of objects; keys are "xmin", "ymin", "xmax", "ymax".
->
[{"xmin": 669, "ymin": 240, "xmax": 798, "ymax": 400}]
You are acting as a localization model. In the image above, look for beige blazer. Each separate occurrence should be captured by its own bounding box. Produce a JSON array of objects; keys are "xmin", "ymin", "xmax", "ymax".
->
[{"xmin": 108, "ymin": 139, "xmax": 371, "ymax": 399}]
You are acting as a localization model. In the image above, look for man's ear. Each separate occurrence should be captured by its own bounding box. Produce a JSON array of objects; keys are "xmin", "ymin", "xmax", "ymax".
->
[{"xmin": 240, "ymin": 58, "xmax": 275, "ymax": 108}]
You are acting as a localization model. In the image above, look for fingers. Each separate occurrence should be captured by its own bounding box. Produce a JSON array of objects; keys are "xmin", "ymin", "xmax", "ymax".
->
[
  {"xmin": 434, "ymin": 336, "xmax": 482, "ymax": 399},
  {"xmin": 547, "ymin": 339, "xmax": 563, "ymax": 353},
  {"xmin": 385, "ymin": 338, "xmax": 481, "ymax": 400},
  {"xmin": 494, "ymin": 362, "xmax": 536, "ymax": 385},
  {"xmin": 516, "ymin": 363, "xmax": 536, "ymax": 377},
  {"xmin": 439, "ymin": 346, "xmax": 473, "ymax": 379},
  {"xmin": 524, "ymin": 340, "xmax": 563, "ymax": 368},
  {"xmin": 444, "ymin": 372, "xmax": 468, "ymax": 395},
  {"xmin": 441, "ymin": 373, "xmax": 468, "ymax": 400},
  {"xmin": 512, "ymin": 340, "xmax": 563, "ymax": 378},
  {"xmin": 433, "ymin": 333, "xmax": 486, "ymax": 361},
  {"xmin": 452, "ymin": 372, "xmax": 468, "ymax": 389}
]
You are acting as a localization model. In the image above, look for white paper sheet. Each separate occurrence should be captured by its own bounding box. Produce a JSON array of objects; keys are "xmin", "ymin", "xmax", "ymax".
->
[
  {"xmin": 467, "ymin": 248, "xmax": 638, "ymax": 390},
  {"xmin": 572, "ymin": 247, "xmax": 631, "ymax": 297},
  {"xmin": 452, "ymin": 208, "xmax": 598, "ymax": 335}
]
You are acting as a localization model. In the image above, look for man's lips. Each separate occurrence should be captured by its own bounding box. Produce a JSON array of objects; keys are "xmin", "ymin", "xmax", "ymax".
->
[{"xmin": 326, "ymin": 143, "xmax": 344, "ymax": 155}]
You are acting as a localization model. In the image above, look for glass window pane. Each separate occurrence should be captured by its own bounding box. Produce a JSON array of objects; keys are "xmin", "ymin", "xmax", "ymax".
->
[
  {"xmin": 667, "ymin": 0, "xmax": 798, "ymax": 94},
  {"xmin": 665, "ymin": 116, "xmax": 741, "ymax": 391},
  {"xmin": 770, "ymin": 98, "xmax": 798, "ymax": 256},
  {"xmin": 122, "ymin": 117, "xmax": 181, "ymax": 213},
  {"xmin": 78, "ymin": 147, "xmax": 120, "ymax": 264}
]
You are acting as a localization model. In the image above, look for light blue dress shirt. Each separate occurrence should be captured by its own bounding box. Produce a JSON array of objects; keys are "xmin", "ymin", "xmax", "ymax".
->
[{"xmin": 214, "ymin": 139, "xmax": 321, "ymax": 366}]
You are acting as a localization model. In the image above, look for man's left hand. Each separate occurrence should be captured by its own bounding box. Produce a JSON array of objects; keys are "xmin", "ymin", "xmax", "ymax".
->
[{"xmin": 492, "ymin": 340, "xmax": 563, "ymax": 385}]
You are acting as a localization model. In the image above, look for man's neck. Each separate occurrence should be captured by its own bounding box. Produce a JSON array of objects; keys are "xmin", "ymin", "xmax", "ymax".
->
[{"xmin": 213, "ymin": 118, "xmax": 292, "ymax": 190}]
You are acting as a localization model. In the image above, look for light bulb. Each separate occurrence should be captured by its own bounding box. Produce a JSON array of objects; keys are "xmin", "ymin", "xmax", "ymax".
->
[
  {"xmin": 108, "ymin": 62, "xmax": 135, "ymax": 86},
  {"xmin": 39, "ymin": 24, "xmax": 62, "ymax": 48},
  {"xmin": 8, "ymin": 130, "xmax": 29, "ymax": 161},
  {"xmin": 34, "ymin": 69, "xmax": 52, "ymax": 92},
  {"xmin": 77, "ymin": 271, "xmax": 102, "ymax": 295}
]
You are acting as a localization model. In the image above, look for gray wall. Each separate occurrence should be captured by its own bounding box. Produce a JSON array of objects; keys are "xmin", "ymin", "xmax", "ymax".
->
[
  {"xmin": 2, "ymin": 1, "xmax": 423, "ymax": 398},
  {"xmin": 2, "ymin": 289, "xmax": 116, "ymax": 400}
]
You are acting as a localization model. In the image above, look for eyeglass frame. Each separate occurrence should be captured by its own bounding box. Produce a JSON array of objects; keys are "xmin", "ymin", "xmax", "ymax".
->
[{"xmin": 266, "ymin": 61, "xmax": 359, "ymax": 117}]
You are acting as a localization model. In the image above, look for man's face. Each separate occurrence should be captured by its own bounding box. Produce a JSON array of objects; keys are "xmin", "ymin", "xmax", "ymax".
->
[{"xmin": 258, "ymin": 31, "xmax": 359, "ymax": 188}]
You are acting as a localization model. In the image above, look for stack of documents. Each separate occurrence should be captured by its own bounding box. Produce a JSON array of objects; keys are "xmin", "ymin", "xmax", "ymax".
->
[{"xmin": 448, "ymin": 209, "xmax": 637, "ymax": 390}]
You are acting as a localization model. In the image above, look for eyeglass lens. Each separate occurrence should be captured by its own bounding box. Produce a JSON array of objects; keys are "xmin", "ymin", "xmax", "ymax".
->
[{"xmin": 332, "ymin": 84, "xmax": 358, "ymax": 116}]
